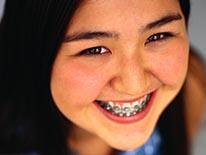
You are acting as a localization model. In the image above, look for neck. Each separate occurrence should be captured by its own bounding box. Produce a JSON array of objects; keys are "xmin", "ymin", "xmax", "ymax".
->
[{"xmin": 68, "ymin": 124, "xmax": 113, "ymax": 155}]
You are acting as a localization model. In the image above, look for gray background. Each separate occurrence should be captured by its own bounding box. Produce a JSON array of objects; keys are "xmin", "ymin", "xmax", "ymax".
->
[
  {"xmin": 0, "ymin": 0, "xmax": 205, "ymax": 154},
  {"xmin": 189, "ymin": 0, "xmax": 206, "ymax": 61},
  {"xmin": 0, "ymin": 0, "xmax": 4, "ymax": 20}
]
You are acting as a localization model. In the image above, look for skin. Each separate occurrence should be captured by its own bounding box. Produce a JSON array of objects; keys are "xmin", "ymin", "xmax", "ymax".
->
[{"xmin": 50, "ymin": 0, "xmax": 189, "ymax": 154}]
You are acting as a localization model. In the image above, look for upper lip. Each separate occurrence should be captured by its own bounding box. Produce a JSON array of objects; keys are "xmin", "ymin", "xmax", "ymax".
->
[{"xmin": 95, "ymin": 90, "xmax": 155, "ymax": 103}]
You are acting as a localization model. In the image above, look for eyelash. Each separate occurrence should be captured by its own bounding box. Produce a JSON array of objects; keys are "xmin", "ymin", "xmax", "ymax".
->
[
  {"xmin": 78, "ymin": 32, "xmax": 174, "ymax": 56},
  {"xmin": 78, "ymin": 46, "xmax": 110, "ymax": 56},
  {"xmin": 145, "ymin": 32, "xmax": 173, "ymax": 44}
]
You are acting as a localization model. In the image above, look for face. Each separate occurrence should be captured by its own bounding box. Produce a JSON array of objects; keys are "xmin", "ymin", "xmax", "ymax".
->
[{"xmin": 50, "ymin": 0, "xmax": 189, "ymax": 151}]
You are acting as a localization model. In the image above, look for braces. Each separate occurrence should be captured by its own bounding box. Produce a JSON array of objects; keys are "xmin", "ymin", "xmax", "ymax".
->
[{"xmin": 96, "ymin": 94, "xmax": 150, "ymax": 117}]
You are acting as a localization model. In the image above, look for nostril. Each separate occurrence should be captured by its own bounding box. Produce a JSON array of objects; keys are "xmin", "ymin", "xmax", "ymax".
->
[{"xmin": 109, "ymin": 65, "xmax": 148, "ymax": 96}]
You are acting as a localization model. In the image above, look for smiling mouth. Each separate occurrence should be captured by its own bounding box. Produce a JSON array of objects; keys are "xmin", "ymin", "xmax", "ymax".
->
[{"xmin": 95, "ymin": 93, "xmax": 151, "ymax": 117}]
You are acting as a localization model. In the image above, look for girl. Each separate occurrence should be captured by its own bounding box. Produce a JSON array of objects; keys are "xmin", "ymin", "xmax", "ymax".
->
[{"xmin": 1, "ymin": 0, "xmax": 202, "ymax": 155}]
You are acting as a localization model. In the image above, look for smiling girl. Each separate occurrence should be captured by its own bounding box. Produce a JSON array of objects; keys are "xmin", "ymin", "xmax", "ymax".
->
[{"xmin": 0, "ymin": 0, "xmax": 195, "ymax": 155}]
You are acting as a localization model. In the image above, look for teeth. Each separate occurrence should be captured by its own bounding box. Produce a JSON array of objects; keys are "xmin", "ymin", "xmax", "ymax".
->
[
  {"xmin": 96, "ymin": 94, "xmax": 151, "ymax": 117},
  {"xmin": 118, "ymin": 113, "xmax": 124, "ymax": 117},
  {"xmin": 105, "ymin": 104, "xmax": 112, "ymax": 110},
  {"xmin": 122, "ymin": 103, "xmax": 132, "ymax": 114},
  {"xmin": 108, "ymin": 101, "xmax": 114, "ymax": 108},
  {"xmin": 141, "ymin": 100, "xmax": 146, "ymax": 108},
  {"xmin": 132, "ymin": 111, "xmax": 137, "ymax": 115},
  {"xmin": 139, "ymin": 98, "xmax": 144, "ymax": 105},
  {"xmin": 122, "ymin": 103, "xmax": 131, "ymax": 108},
  {"xmin": 146, "ymin": 95, "xmax": 150, "ymax": 101},
  {"xmin": 113, "ymin": 104, "xmax": 121, "ymax": 114},
  {"xmin": 132, "ymin": 101, "xmax": 140, "ymax": 112}
]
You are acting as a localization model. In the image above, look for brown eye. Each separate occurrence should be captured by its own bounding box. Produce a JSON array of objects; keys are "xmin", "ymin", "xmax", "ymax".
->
[
  {"xmin": 145, "ymin": 32, "xmax": 173, "ymax": 45},
  {"xmin": 79, "ymin": 46, "xmax": 110, "ymax": 56}
]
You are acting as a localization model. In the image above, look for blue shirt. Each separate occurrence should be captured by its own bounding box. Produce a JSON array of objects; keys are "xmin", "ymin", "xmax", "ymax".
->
[{"xmin": 118, "ymin": 128, "xmax": 162, "ymax": 155}]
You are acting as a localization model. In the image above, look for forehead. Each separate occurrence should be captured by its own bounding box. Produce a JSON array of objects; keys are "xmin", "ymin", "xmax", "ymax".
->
[
  {"xmin": 68, "ymin": 0, "xmax": 182, "ymax": 33},
  {"xmin": 72, "ymin": 0, "xmax": 181, "ymax": 22},
  {"xmin": 78, "ymin": 0, "xmax": 180, "ymax": 12}
]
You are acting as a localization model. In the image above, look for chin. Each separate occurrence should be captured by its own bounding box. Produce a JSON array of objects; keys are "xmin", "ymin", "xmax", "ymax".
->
[
  {"xmin": 109, "ymin": 137, "xmax": 148, "ymax": 151},
  {"xmin": 102, "ymin": 126, "xmax": 154, "ymax": 152}
]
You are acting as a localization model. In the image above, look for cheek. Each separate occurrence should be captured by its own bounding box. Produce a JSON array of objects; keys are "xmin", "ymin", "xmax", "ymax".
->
[
  {"xmin": 148, "ymin": 46, "xmax": 189, "ymax": 86},
  {"xmin": 51, "ymin": 60, "xmax": 106, "ymax": 106}
]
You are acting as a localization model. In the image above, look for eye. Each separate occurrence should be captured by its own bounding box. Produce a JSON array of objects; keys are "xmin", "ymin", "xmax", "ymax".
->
[
  {"xmin": 145, "ymin": 32, "xmax": 173, "ymax": 45},
  {"xmin": 78, "ymin": 46, "xmax": 110, "ymax": 56}
]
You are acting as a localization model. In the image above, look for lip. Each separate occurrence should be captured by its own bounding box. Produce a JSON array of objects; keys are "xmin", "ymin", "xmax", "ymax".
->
[
  {"xmin": 94, "ymin": 90, "xmax": 156, "ymax": 124},
  {"xmin": 96, "ymin": 89, "xmax": 156, "ymax": 104}
]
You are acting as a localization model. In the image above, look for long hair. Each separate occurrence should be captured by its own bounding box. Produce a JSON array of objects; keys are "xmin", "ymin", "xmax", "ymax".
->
[
  {"xmin": 0, "ymin": 0, "xmax": 81, "ymax": 154},
  {"xmin": 0, "ymin": 0, "xmax": 190, "ymax": 154}
]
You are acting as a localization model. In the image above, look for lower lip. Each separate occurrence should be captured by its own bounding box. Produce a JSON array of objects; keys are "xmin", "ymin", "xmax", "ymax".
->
[{"xmin": 94, "ymin": 91, "xmax": 156, "ymax": 124}]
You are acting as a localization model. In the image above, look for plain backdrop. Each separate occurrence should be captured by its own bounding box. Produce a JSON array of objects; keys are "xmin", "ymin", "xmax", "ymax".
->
[{"xmin": 189, "ymin": 0, "xmax": 206, "ymax": 61}]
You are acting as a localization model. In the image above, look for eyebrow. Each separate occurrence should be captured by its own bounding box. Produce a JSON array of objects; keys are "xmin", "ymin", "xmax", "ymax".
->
[
  {"xmin": 63, "ymin": 13, "xmax": 182, "ymax": 42},
  {"xmin": 63, "ymin": 31, "xmax": 119, "ymax": 42},
  {"xmin": 143, "ymin": 13, "xmax": 182, "ymax": 31}
]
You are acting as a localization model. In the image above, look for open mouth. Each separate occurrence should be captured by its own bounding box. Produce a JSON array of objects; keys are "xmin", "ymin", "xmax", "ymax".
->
[{"xmin": 95, "ymin": 93, "xmax": 152, "ymax": 118}]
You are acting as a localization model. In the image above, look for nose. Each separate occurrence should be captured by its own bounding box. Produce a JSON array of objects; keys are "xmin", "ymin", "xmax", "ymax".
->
[{"xmin": 110, "ymin": 55, "xmax": 149, "ymax": 96}]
